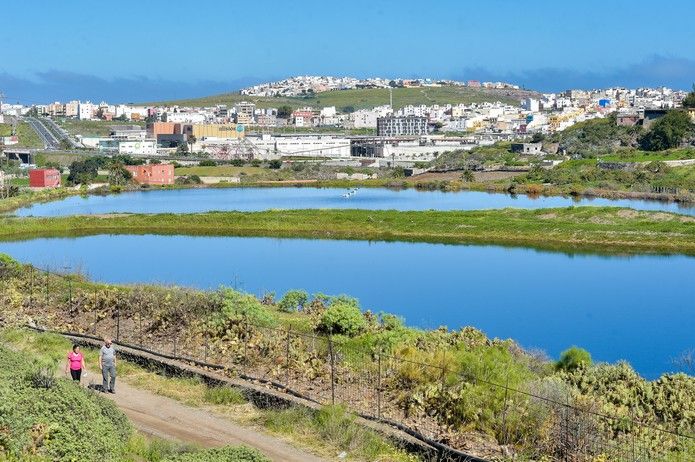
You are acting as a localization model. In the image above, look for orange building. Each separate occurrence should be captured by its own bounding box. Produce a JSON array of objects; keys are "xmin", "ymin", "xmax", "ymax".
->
[
  {"xmin": 125, "ymin": 164, "xmax": 175, "ymax": 185},
  {"xmin": 148, "ymin": 122, "xmax": 181, "ymax": 136},
  {"xmin": 29, "ymin": 169, "xmax": 61, "ymax": 188}
]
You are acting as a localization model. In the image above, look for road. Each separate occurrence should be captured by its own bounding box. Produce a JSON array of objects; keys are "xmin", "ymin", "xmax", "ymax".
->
[
  {"xmin": 25, "ymin": 116, "xmax": 61, "ymax": 150},
  {"xmin": 101, "ymin": 380, "xmax": 326, "ymax": 462}
]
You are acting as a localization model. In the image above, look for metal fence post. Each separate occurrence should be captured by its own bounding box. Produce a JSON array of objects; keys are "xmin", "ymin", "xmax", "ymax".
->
[
  {"xmin": 501, "ymin": 373, "xmax": 510, "ymax": 446},
  {"xmin": 377, "ymin": 353, "xmax": 382, "ymax": 419},
  {"xmin": 68, "ymin": 277, "xmax": 72, "ymax": 310},
  {"xmin": 45, "ymin": 269, "xmax": 49, "ymax": 306},
  {"xmin": 93, "ymin": 288, "xmax": 98, "ymax": 334},
  {"xmin": 139, "ymin": 302, "xmax": 143, "ymax": 345},
  {"xmin": 29, "ymin": 266, "xmax": 34, "ymax": 308},
  {"xmin": 285, "ymin": 327, "xmax": 291, "ymax": 386},
  {"xmin": 328, "ymin": 332, "xmax": 336, "ymax": 405},
  {"xmin": 116, "ymin": 306, "xmax": 121, "ymax": 342},
  {"xmin": 243, "ymin": 320, "xmax": 248, "ymax": 368}
]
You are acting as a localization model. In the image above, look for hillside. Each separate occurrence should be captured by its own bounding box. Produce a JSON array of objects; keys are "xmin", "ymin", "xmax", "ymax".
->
[{"xmin": 145, "ymin": 85, "xmax": 536, "ymax": 110}]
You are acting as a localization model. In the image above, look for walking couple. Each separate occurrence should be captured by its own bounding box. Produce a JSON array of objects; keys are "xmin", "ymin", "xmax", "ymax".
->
[{"xmin": 65, "ymin": 337, "xmax": 117, "ymax": 393}]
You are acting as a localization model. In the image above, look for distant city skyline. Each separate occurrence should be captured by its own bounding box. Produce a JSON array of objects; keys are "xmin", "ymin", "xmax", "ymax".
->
[{"xmin": 1, "ymin": 0, "xmax": 694, "ymax": 103}]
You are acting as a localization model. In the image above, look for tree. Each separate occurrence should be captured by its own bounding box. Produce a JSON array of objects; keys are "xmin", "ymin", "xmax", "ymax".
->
[
  {"xmin": 341, "ymin": 106, "xmax": 356, "ymax": 114},
  {"xmin": 531, "ymin": 132, "xmax": 546, "ymax": 143},
  {"xmin": 277, "ymin": 105, "xmax": 293, "ymax": 119},
  {"xmin": 268, "ymin": 159, "xmax": 282, "ymax": 169},
  {"xmin": 682, "ymin": 85, "xmax": 695, "ymax": 108},
  {"xmin": 66, "ymin": 157, "xmax": 104, "ymax": 185},
  {"xmin": 556, "ymin": 347, "xmax": 592, "ymax": 372},
  {"xmin": 278, "ymin": 290, "xmax": 309, "ymax": 312},
  {"xmin": 107, "ymin": 163, "xmax": 132, "ymax": 186},
  {"xmin": 461, "ymin": 169, "xmax": 475, "ymax": 182},
  {"xmin": 640, "ymin": 110, "xmax": 693, "ymax": 151}
]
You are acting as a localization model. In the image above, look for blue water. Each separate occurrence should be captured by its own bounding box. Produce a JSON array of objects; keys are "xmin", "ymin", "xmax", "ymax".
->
[
  {"xmin": 12, "ymin": 187, "xmax": 695, "ymax": 216},
  {"xmin": 1, "ymin": 234, "xmax": 692, "ymax": 379}
]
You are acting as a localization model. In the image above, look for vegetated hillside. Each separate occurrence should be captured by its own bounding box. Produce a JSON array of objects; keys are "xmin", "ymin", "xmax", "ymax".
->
[
  {"xmin": 0, "ymin": 343, "xmax": 131, "ymax": 461},
  {"xmin": 0, "ymin": 329, "xmax": 271, "ymax": 462},
  {"xmin": 145, "ymin": 86, "xmax": 535, "ymax": 110},
  {"xmin": 546, "ymin": 114, "xmax": 643, "ymax": 157},
  {"xmin": 0, "ymin": 121, "xmax": 44, "ymax": 148},
  {"xmin": 1, "ymin": 254, "xmax": 694, "ymax": 461},
  {"xmin": 429, "ymin": 142, "xmax": 527, "ymax": 171}
]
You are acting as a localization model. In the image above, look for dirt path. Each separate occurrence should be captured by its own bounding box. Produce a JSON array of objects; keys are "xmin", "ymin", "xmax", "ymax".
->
[{"xmin": 98, "ymin": 380, "xmax": 325, "ymax": 462}]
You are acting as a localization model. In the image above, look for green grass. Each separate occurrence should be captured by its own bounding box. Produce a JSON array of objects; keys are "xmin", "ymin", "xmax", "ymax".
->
[
  {"xmin": 0, "ymin": 122, "xmax": 44, "ymax": 148},
  {"xmin": 1, "ymin": 207, "xmax": 694, "ymax": 255},
  {"xmin": 175, "ymin": 166, "xmax": 266, "ymax": 177},
  {"xmin": 600, "ymin": 148, "xmax": 695, "ymax": 162},
  {"xmin": 55, "ymin": 118, "xmax": 146, "ymax": 138},
  {"xmin": 146, "ymin": 86, "xmax": 524, "ymax": 110}
]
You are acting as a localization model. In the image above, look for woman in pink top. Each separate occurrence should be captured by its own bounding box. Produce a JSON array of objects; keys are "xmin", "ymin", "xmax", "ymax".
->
[{"xmin": 65, "ymin": 344, "xmax": 86, "ymax": 382}]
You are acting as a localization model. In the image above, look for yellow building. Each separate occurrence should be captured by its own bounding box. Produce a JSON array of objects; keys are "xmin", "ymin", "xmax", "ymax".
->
[{"xmin": 192, "ymin": 124, "xmax": 245, "ymax": 139}]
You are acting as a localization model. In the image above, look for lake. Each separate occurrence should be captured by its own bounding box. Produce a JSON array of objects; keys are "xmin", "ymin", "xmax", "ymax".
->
[
  {"xmin": 1, "ymin": 234, "xmax": 692, "ymax": 380},
  {"xmin": 12, "ymin": 187, "xmax": 695, "ymax": 216}
]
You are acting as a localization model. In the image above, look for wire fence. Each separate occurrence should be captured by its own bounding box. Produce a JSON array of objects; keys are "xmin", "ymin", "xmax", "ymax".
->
[{"xmin": 1, "ymin": 263, "xmax": 694, "ymax": 461}]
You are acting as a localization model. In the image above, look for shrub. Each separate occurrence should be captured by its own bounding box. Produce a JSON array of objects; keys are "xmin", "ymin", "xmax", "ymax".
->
[
  {"xmin": 316, "ymin": 302, "xmax": 367, "ymax": 336},
  {"xmin": 268, "ymin": 159, "xmax": 282, "ymax": 169},
  {"xmin": 207, "ymin": 288, "xmax": 276, "ymax": 332},
  {"xmin": 28, "ymin": 365, "xmax": 56, "ymax": 389},
  {"xmin": 0, "ymin": 346, "xmax": 131, "ymax": 461},
  {"xmin": 163, "ymin": 445, "xmax": 269, "ymax": 462},
  {"xmin": 556, "ymin": 346, "xmax": 592, "ymax": 372},
  {"xmin": 198, "ymin": 159, "xmax": 216, "ymax": 167},
  {"xmin": 277, "ymin": 290, "xmax": 309, "ymax": 312}
]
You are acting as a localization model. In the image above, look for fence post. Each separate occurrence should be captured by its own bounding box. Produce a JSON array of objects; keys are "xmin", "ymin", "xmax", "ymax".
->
[
  {"xmin": 139, "ymin": 302, "xmax": 143, "ymax": 345},
  {"xmin": 630, "ymin": 407, "xmax": 636, "ymax": 462},
  {"xmin": 68, "ymin": 277, "xmax": 72, "ymax": 310},
  {"xmin": 93, "ymin": 288, "xmax": 98, "ymax": 334},
  {"xmin": 204, "ymin": 332, "xmax": 208, "ymax": 363},
  {"xmin": 29, "ymin": 266, "xmax": 34, "ymax": 308},
  {"xmin": 45, "ymin": 269, "xmax": 49, "ymax": 306},
  {"xmin": 116, "ymin": 305, "xmax": 121, "ymax": 342},
  {"xmin": 377, "ymin": 352, "xmax": 382, "ymax": 419},
  {"xmin": 285, "ymin": 327, "xmax": 291, "ymax": 386},
  {"xmin": 328, "ymin": 332, "xmax": 336, "ymax": 405},
  {"xmin": 501, "ymin": 373, "xmax": 510, "ymax": 446},
  {"xmin": 563, "ymin": 392, "xmax": 570, "ymax": 462},
  {"xmin": 243, "ymin": 320, "xmax": 248, "ymax": 368},
  {"xmin": 173, "ymin": 331, "xmax": 178, "ymax": 357}
]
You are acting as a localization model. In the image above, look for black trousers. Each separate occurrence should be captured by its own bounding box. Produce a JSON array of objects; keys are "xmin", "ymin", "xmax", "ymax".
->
[{"xmin": 70, "ymin": 369, "xmax": 82, "ymax": 381}]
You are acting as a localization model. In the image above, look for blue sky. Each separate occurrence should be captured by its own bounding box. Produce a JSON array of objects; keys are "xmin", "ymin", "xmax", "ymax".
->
[{"xmin": 1, "ymin": 0, "xmax": 694, "ymax": 103}]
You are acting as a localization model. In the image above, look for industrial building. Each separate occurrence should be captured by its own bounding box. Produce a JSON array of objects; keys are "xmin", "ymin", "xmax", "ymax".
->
[
  {"xmin": 376, "ymin": 116, "xmax": 428, "ymax": 137},
  {"xmin": 192, "ymin": 124, "xmax": 245, "ymax": 139},
  {"xmin": 29, "ymin": 169, "xmax": 61, "ymax": 188}
]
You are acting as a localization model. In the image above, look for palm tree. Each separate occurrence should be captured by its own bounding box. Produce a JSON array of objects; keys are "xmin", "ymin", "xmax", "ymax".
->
[{"xmin": 461, "ymin": 170, "xmax": 475, "ymax": 182}]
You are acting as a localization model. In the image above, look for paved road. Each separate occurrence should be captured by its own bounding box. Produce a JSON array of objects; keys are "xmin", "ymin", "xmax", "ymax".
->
[
  {"xmin": 100, "ymin": 380, "xmax": 326, "ymax": 462},
  {"xmin": 25, "ymin": 116, "xmax": 61, "ymax": 149}
]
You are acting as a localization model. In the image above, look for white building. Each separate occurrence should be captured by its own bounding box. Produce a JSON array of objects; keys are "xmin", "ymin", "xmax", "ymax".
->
[
  {"xmin": 163, "ymin": 111, "xmax": 207, "ymax": 124},
  {"xmin": 98, "ymin": 139, "xmax": 157, "ymax": 156},
  {"xmin": 78, "ymin": 101, "xmax": 97, "ymax": 120}
]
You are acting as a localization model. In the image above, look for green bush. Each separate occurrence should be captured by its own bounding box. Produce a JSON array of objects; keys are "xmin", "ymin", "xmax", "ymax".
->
[
  {"xmin": 163, "ymin": 446, "xmax": 269, "ymax": 462},
  {"xmin": 316, "ymin": 302, "xmax": 367, "ymax": 336},
  {"xmin": 556, "ymin": 347, "xmax": 592, "ymax": 372},
  {"xmin": 207, "ymin": 288, "xmax": 276, "ymax": 332},
  {"xmin": 198, "ymin": 159, "xmax": 216, "ymax": 167},
  {"xmin": 277, "ymin": 290, "xmax": 308, "ymax": 312},
  {"xmin": 0, "ymin": 346, "xmax": 131, "ymax": 461}
]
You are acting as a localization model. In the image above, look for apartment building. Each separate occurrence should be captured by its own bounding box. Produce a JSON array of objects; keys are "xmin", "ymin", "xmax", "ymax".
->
[{"xmin": 376, "ymin": 116, "xmax": 428, "ymax": 136}]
